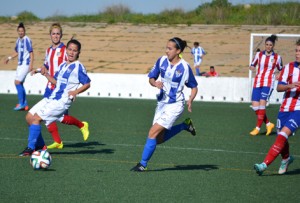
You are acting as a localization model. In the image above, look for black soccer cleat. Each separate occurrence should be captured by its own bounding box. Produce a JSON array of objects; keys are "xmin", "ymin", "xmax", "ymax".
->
[
  {"xmin": 19, "ymin": 147, "xmax": 34, "ymax": 157},
  {"xmin": 130, "ymin": 163, "xmax": 147, "ymax": 172},
  {"xmin": 184, "ymin": 118, "xmax": 196, "ymax": 136}
]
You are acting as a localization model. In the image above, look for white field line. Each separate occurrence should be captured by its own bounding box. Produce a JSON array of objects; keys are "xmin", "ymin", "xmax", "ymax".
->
[{"xmin": 1, "ymin": 137, "xmax": 299, "ymax": 157}]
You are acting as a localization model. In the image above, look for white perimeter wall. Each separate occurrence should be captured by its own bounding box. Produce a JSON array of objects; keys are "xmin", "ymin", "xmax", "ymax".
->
[{"xmin": 0, "ymin": 70, "xmax": 284, "ymax": 104}]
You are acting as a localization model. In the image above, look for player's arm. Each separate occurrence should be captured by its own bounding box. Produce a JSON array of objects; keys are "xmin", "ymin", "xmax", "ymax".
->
[
  {"xmin": 149, "ymin": 78, "xmax": 163, "ymax": 89},
  {"xmin": 43, "ymin": 72, "xmax": 57, "ymax": 85},
  {"xmin": 187, "ymin": 87, "xmax": 198, "ymax": 112},
  {"xmin": 29, "ymin": 51, "xmax": 34, "ymax": 72},
  {"xmin": 4, "ymin": 51, "xmax": 18, "ymax": 64},
  {"xmin": 277, "ymin": 82, "xmax": 300, "ymax": 92}
]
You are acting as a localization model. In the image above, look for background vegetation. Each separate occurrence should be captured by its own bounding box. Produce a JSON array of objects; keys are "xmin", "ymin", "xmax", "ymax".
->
[{"xmin": 0, "ymin": 0, "xmax": 299, "ymax": 25}]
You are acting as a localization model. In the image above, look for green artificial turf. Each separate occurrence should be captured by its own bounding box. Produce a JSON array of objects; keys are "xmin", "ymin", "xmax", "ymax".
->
[{"xmin": 1, "ymin": 94, "xmax": 299, "ymax": 202}]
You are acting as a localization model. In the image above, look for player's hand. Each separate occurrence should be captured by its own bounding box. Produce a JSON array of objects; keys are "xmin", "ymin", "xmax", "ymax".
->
[
  {"xmin": 155, "ymin": 81, "xmax": 163, "ymax": 89},
  {"xmin": 187, "ymin": 100, "xmax": 192, "ymax": 112},
  {"xmin": 68, "ymin": 91, "xmax": 76, "ymax": 101},
  {"xmin": 249, "ymin": 66, "xmax": 255, "ymax": 71}
]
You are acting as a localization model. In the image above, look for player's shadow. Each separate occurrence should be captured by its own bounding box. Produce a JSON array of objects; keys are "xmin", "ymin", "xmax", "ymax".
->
[
  {"xmin": 63, "ymin": 141, "xmax": 105, "ymax": 148},
  {"xmin": 151, "ymin": 164, "xmax": 219, "ymax": 172},
  {"xmin": 49, "ymin": 141, "xmax": 114, "ymax": 155},
  {"xmin": 50, "ymin": 148, "xmax": 115, "ymax": 155},
  {"xmin": 285, "ymin": 168, "xmax": 300, "ymax": 175}
]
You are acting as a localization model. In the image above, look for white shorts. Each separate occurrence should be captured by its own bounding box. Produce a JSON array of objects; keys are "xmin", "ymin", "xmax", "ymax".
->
[
  {"xmin": 15, "ymin": 64, "xmax": 29, "ymax": 82},
  {"xmin": 194, "ymin": 59, "xmax": 203, "ymax": 67},
  {"xmin": 29, "ymin": 98, "xmax": 66, "ymax": 126},
  {"xmin": 153, "ymin": 101, "xmax": 185, "ymax": 129}
]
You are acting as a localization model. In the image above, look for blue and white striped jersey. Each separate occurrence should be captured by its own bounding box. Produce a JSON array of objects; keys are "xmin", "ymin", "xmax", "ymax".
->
[
  {"xmin": 15, "ymin": 35, "xmax": 33, "ymax": 65},
  {"xmin": 49, "ymin": 60, "xmax": 91, "ymax": 104},
  {"xmin": 191, "ymin": 47, "xmax": 206, "ymax": 63},
  {"xmin": 148, "ymin": 56, "xmax": 198, "ymax": 104}
]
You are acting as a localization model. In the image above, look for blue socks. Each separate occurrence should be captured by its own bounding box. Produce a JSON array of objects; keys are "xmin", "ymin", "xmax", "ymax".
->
[
  {"xmin": 196, "ymin": 68, "xmax": 200, "ymax": 76},
  {"xmin": 15, "ymin": 84, "xmax": 27, "ymax": 106},
  {"xmin": 164, "ymin": 123, "xmax": 185, "ymax": 142},
  {"xmin": 140, "ymin": 138, "xmax": 157, "ymax": 167},
  {"xmin": 28, "ymin": 124, "xmax": 42, "ymax": 149}
]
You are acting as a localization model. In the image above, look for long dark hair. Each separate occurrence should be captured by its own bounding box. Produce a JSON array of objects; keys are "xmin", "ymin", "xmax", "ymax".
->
[{"xmin": 169, "ymin": 37, "xmax": 187, "ymax": 53}]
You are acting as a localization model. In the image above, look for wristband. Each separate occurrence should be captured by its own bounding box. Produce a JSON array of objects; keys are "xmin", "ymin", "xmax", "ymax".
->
[{"xmin": 8, "ymin": 56, "xmax": 12, "ymax": 60}]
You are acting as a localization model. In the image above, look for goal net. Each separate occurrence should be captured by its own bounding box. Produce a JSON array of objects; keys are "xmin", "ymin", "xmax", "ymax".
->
[{"xmin": 248, "ymin": 33, "xmax": 300, "ymax": 104}]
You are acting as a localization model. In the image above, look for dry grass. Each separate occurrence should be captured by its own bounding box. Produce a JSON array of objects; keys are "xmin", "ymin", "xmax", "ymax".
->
[{"xmin": 1, "ymin": 22, "xmax": 299, "ymax": 77}]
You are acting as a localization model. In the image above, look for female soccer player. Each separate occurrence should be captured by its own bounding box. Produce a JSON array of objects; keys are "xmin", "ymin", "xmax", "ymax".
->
[
  {"xmin": 191, "ymin": 41, "xmax": 206, "ymax": 76},
  {"xmin": 131, "ymin": 37, "xmax": 198, "ymax": 172},
  {"xmin": 4, "ymin": 22, "xmax": 33, "ymax": 111},
  {"xmin": 19, "ymin": 39, "xmax": 91, "ymax": 156},
  {"xmin": 254, "ymin": 39, "xmax": 300, "ymax": 175},
  {"xmin": 32, "ymin": 23, "xmax": 89, "ymax": 150},
  {"xmin": 249, "ymin": 34, "xmax": 283, "ymax": 136}
]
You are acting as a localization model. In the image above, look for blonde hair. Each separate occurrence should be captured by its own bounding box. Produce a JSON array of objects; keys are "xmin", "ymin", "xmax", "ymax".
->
[{"xmin": 49, "ymin": 23, "xmax": 62, "ymax": 35}]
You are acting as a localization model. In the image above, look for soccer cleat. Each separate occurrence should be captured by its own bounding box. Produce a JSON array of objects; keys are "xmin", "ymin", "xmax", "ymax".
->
[
  {"xmin": 266, "ymin": 123, "xmax": 275, "ymax": 136},
  {"xmin": 47, "ymin": 142, "xmax": 63, "ymax": 149},
  {"xmin": 130, "ymin": 163, "xmax": 147, "ymax": 172},
  {"xmin": 250, "ymin": 128, "xmax": 259, "ymax": 136},
  {"xmin": 184, "ymin": 118, "xmax": 196, "ymax": 136},
  {"xmin": 35, "ymin": 145, "xmax": 47, "ymax": 151},
  {"xmin": 278, "ymin": 156, "xmax": 294, "ymax": 175},
  {"xmin": 19, "ymin": 147, "xmax": 34, "ymax": 156},
  {"xmin": 14, "ymin": 104, "xmax": 29, "ymax": 111},
  {"xmin": 80, "ymin": 121, "xmax": 89, "ymax": 141},
  {"xmin": 254, "ymin": 162, "xmax": 267, "ymax": 176}
]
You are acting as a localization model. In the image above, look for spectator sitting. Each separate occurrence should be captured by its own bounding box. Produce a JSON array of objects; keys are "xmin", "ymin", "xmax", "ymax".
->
[{"xmin": 203, "ymin": 66, "xmax": 219, "ymax": 77}]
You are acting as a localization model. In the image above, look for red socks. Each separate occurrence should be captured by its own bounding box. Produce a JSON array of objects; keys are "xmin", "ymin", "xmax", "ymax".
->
[
  {"xmin": 263, "ymin": 134, "xmax": 288, "ymax": 166},
  {"xmin": 47, "ymin": 122, "xmax": 61, "ymax": 143},
  {"xmin": 255, "ymin": 109, "xmax": 267, "ymax": 128},
  {"xmin": 61, "ymin": 115, "xmax": 83, "ymax": 128}
]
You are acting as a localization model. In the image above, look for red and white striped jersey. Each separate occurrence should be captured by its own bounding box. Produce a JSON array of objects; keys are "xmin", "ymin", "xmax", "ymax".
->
[
  {"xmin": 43, "ymin": 43, "xmax": 67, "ymax": 98},
  {"xmin": 278, "ymin": 62, "xmax": 300, "ymax": 112},
  {"xmin": 44, "ymin": 43, "xmax": 67, "ymax": 77},
  {"xmin": 251, "ymin": 51, "xmax": 282, "ymax": 88}
]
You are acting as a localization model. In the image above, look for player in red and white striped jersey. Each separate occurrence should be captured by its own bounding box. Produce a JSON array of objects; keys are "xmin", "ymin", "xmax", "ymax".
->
[
  {"xmin": 31, "ymin": 23, "xmax": 89, "ymax": 151},
  {"xmin": 254, "ymin": 39, "xmax": 300, "ymax": 175},
  {"xmin": 249, "ymin": 35, "xmax": 283, "ymax": 136}
]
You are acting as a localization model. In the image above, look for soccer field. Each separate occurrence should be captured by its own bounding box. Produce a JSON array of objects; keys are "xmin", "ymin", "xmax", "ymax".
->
[{"xmin": 1, "ymin": 94, "xmax": 299, "ymax": 202}]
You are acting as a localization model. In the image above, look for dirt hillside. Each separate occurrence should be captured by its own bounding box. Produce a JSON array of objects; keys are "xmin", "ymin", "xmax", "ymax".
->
[{"xmin": 1, "ymin": 22, "xmax": 299, "ymax": 77}]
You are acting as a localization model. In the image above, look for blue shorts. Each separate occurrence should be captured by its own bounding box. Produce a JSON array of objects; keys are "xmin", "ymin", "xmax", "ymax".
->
[
  {"xmin": 251, "ymin": 87, "xmax": 271, "ymax": 101},
  {"xmin": 277, "ymin": 111, "xmax": 300, "ymax": 133}
]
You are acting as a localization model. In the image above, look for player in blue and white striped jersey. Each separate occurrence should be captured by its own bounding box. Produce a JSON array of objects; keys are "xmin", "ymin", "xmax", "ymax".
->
[
  {"xmin": 131, "ymin": 37, "xmax": 198, "ymax": 172},
  {"xmin": 191, "ymin": 42, "xmax": 206, "ymax": 76},
  {"xmin": 4, "ymin": 22, "xmax": 34, "ymax": 111},
  {"xmin": 19, "ymin": 39, "xmax": 91, "ymax": 156}
]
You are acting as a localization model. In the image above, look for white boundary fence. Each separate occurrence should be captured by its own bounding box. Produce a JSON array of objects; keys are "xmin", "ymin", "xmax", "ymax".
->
[{"xmin": 0, "ymin": 70, "xmax": 284, "ymax": 103}]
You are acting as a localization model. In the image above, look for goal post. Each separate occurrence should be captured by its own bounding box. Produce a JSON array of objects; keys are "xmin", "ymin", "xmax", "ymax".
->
[{"xmin": 248, "ymin": 33, "xmax": 300, "ymax": 103}]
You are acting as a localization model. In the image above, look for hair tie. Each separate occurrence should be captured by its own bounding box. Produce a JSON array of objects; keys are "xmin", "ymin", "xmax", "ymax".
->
[{"xmin": 172, "ymin": 38, "xmax": 181, "ymax": 50}]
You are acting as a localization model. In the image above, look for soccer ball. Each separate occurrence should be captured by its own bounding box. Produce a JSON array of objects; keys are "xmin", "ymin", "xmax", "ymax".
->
[{"xmin": 30, "ymin": 150, "xmax": 52, "ymax": 170}]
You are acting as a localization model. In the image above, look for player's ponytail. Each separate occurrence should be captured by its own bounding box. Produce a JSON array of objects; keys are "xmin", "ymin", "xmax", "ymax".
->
[
  {"xmin": 266, "ymin": 34, "xmax": 278, "ymax": 45},
  {"xmin": 170, "ymin": 37, "xmax": 187, "ymax": 53},
  {"xmin": 17, "ymin": 22, "xmax": 25, "ymax": 31}
]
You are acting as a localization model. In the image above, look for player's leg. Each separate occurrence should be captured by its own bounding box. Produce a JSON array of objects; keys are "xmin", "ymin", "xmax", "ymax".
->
[
  {"xmin": 194, "ymin": 64, "xmax": 200, "ymax": 76},
  {"xmin": 254, "ymin": 112, "xmax": 299, "ymax": 175},
  {"xmin": 261, "ymin": 87, "xmax": 274, "ymax": 135},
  {"xmin": 131, "ymin": 123, "xmax": 164, "ymax": 171},
  {"xmin": 60, "ymin": 114, "xmax": 89, "ymax": 141},
  {"xmin": 250, "ymin": 88, "xmax": 261, "ymax": 135},
  {"xmin": 19, "ymin": 113, "xmax": 43, "ymax": 156},
  {"xmin": 14, "ymin": 65, "xmax": 29, "ymax": 110},
  {"xmin": 163, "ymin": 118, "xmax": 196, "ymax": 143},
  {"xmin": 47, "ymin": 122, "xmax": 64, "ymax": 149}
]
